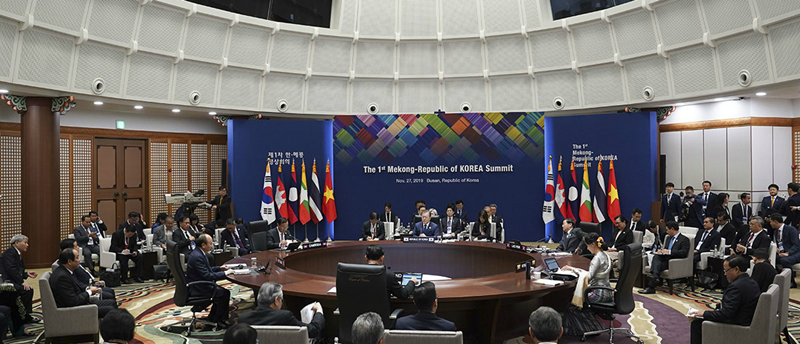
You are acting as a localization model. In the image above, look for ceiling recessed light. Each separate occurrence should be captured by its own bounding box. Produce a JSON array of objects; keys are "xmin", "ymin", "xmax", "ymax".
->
[
  {"xmin": 93, "ymin": 101, "xmax": 103, "ymax": 105},
  {"xmin": 209, "ymin": 111, "xmax": 217, "ymax": 115},
  {"xmin": 0, "ymin": 89, "xmax": 8, "ymax": 94},
  {"xmin": 756, "ymin": 92, "xmax": 767, "ymax": 96},
  {"xmin": 134, "ymin": 105, "xmax": 143, "ymax": 110},
  {"xmin": 714, "ymin": 98, "xmax": 725, "ymax": 101},
  {"xmin": 172, "ymin": 109, "xmax": 180, "ymax": 113}
]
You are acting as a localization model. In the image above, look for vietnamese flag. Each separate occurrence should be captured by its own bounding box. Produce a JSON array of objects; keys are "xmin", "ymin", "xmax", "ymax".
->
[
  {"xmin": 555, "ymin": 156, "xmax": 567, "ymax": 219},
  {"xmin": 275, "ymin": 163, "xmax": 288, "ymax": 219},
  {"xmin": 286, "ymin": 160, "xmax": 299, "ymax": 224},
  {"xmin": 298, "ymin": 160, "xmax": 311, "ymax": 225},
  {"xmin": 322, "ymin": 160, "xmax": 337, "ymax": 223},
  {"xmin": 566, "ymin": 159, "xmax": 579, "ymax": 220},
  {"xmin": 579, "ymin": 159, "xmax": 593, "ymax": 222},
  {"xmin": 607, "ymin": 160, "xmax": 621, "ymax": 221}
]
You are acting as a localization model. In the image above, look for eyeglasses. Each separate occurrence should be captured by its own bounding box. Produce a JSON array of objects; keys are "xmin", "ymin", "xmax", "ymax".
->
[{"xmin": 723, "ymin": 267, "xmax": 736, "ymax": 273}]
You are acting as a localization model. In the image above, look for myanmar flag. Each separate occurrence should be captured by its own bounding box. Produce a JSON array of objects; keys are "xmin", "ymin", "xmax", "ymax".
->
[
  {"xmin": 607, "ymin": 160, "xmax": 621, "ymax": 221},
  {"xmin": 298, "ymin": 160, "xmax": 311, "ymax": 225},
  {"xmin": 275, "ymin": 164, "xmax": 288, "ymax": 219},
  {"xmin": 579, "ymin": 160, "xmax": 593, "ymax": 222},
  {"xmin": 593, "ymin": 160, "xmax": 607, "ymax": 223},
  {"xmin": 287, "ymin": 160, "xmax": 299, "ymax": 224},
  {"xmin": 322, "ymin": 160, "xmax": 337, "ymax": 223}
]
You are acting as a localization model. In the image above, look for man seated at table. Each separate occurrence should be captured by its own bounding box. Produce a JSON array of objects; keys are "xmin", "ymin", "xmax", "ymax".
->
[
  {"xmin": 639, "ymin": 221, "xmax": 689, "ymax": 294},
  {"xmin": 395, "ymin": 282, "xmax": 456, "ymax": 331},
  {"xmin": 110, "ymin": 224, "xmax": 144, "ymax": 284},
  {"xmin": 352, "ymin": 312, "xmax": 385, "ymax": 344},
  {"xmin": 186, "ymin": 234, "xmax": 233, "ymax": 327},
  {"xmin": 153, "ymin": 215, "xmax": 175, "ymax": 250},
  {"xmin": 266, "ymin": 218, "xmax": 296, "ymax": 250},
  {"xmin": 73, "ymin": 215, "xmax": 100, "ymax": 274},
  {"xmin": 735, "ymin": 216, "xmax": 771, "ymax": 259},
  {"xmin": 693, "ymin": 217, "xmax": 721, "ymax": 268},
  {"xmin": 362, "ymin": 212, "xmax": 385, "ymax": 241},
  {"xmin": 556, "ymin": 219, "xmax": 586, "ymax": 254},
  {"xmin": 238, "ymin": 282, "xmax": 325, "ymax": 338},
  {"xmin": 365, "ymin": 245, "xmax": 416, "ymax": 299},
  {"xmin": 642, "ymin": 221, "xmax": 667, "ymax": 252},
  {"xmin": 412, "ymin": 210, "xmax": 439, "ymax": 237},
  {"xmin": 56, "ymin": 239, "xmax": 116, "ymax": 302},
  {"xmin": 440, "ymin": 205, "xmax": 463, "ymax": 239},
  {"xmin": 51, "ymin": 248, "xmax": 117, "ymax": 318},
  {"xmin": 0, "ymin": 234, "xmax": 37, "ymax": 322},
  {"xmin": 221, "ymin": 218, "xmax": 251, "ymax": 256}
]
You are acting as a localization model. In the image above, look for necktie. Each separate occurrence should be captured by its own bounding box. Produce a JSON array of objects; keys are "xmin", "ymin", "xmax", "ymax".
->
[
  {"xmin": 448, "ymin": 218, "xmax": 452, "ymax": 232},
  {"xmin": 371, "ymin": 224, "xmax": 375, "ymax": 237},
  {"xmin": 94, "ymin": 223, "xmax": 102, "ymax": 238},
  {"xmin": 668, "ymin": 235, "xmax": 675, "ymax": 250},
  {"xmin": 747, "ymin": 232, "xmax": 755, "ymax": 247},
  {"xmin": 772, "ymin": 197, "xmax": 775, "ymax": 207},
  {"xmin": 777, "ymin": 229, "xmax": 782, "ymax": 244},
  {"xmin": 233, "ymin": 231, "xmax": 244, "ymax": 248},
  {"xmin": 125, "ymin": 239, "xmax": 128, "ymax": 250},
  {"xmin": 424, "ymin": 224, "xmax": 428, "ymax": 234},
  {"xmin": 632, "ymin": 222, "xmax": 637, "ymax": 231}
]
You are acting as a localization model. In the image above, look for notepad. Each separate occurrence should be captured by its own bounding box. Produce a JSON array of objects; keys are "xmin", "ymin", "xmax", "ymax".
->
[
  {"xmin": 532, "ymin": 279, "xmax": 564, "ymax": 286},
  {"xmin": 231, "ymin": 269, "xmax": 251, "ymax": 275},
  {"xmin": 327, "ymin": 287, "xmax": 337, "ymax": 294}
]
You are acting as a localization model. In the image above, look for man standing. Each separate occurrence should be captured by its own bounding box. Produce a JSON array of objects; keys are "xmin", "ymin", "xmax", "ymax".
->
[
  {"xmin": 365, "ymin": 245, "xmax": 416, "ymax": 299},
  {"xmin": 210, "ymin": 186, "xmax": 232, "ymax": 222},
  {"xmin": 693, "ymin": 217, "xmax": 721, "ymax": 266},
  {"xmin": 186, "ymin": 234, "xmax": 233, "ymax": 327},
  {"xmin": 110, "ymin": 225, "xmax": 143, "ymax": 284},
  {"xmin": 411, "ymin": 200, "xmax": 426, "ymax": 224},
  {"xmin": 221, "ymin": 218, "xmax": 251, "ymax": 256},
  {"xmin": 413, "ymin": 210, "xmax": 439, "ymax": 237},
  {"xmin": 760, "ymin": 184, "xmax": 784, "ymax": 217},
  {"xmin": 395, "ymin": 282, "xmax": 456, "ymax": 331},
  {"xmin": 556, "ymin": 219, "xmax": 586, "ymax": 254},
  {"xmin": 688, "ymin": 255, "xmax": 760, "ymax": 344},
  {"xmin": 661, "ymin": 182, "xmax": 681, "ymax": 223},
  {"xmin": 735, "ymin": 216, "xmax": 771, "ymax": 258},
  {"xmin": 239, "ymin": 282, "xmax": 325, "ymax": 337},
  {"xmin": 50, "ymin": 248, "xmax": 116, "ymax": 318},
  {"xmin": 639, "ymin": 221, "xmax": 690, "ymax": 294},
  {"xmin": 361, "ymin": 212, "xmax": 385, "ymax": 241},
  {"xmin": 73, "ymin": 215, "xmax": 100, "ymax": 273},
  {"xmin": 697, "ymin": 180, "xmax": 717, "ymax": 218},
  {"xmin": 0, "ymin": 235, "xmax": 37, "ymax": 322},
  {"xmin": 267, "ymin": 218, "xmax": 296, "ymax": 250},
  {"xmin": 381, "ymin": 203, "xmax": 398, "ymax": 224},
  {"xmin": 455, "ymin": 200, "xmax": 469, "ymax": 223},
  {"xmin": 782, "ymin": 183, "xmax": 800, "ymax": 227},
  {"xmin": 682, "ymin": 186, "xmax": 704, "ymax": 229},
  {"xmin": 731, "ymin": 193, "xmax": 752, "ymax": 228},
  {"xmin": 629, "ymin": 208, "xmax": 644, "ymax": 232}
]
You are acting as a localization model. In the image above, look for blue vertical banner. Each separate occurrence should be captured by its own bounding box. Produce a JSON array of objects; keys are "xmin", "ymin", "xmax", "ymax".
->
[
  {"xmin": 544, "ymin": 112, "xmax": 658, "ymax": 242},
  {"xmin": 228, "ymin": 119, "xmax": 334, "ymax": 240}
]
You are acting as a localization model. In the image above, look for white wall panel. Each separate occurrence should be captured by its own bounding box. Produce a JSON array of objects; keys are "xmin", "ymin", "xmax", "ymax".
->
[
  {"xmin": 441, "ymin": 0, "xmax": 479, "ymax": 37},
  {"xmin": 262, "ymin": 73, "xmax": 304, "ymax": 113},
  {"xmin": 444, "ymin": 78, "xmax": 486, "ymax": 113},
  {"xmin": 669, "ymin": 45, "xmax": 718, "ymax": 96},
  {"xmin": 219, "ymin": 68, "xmax": 260, "ymax": 109},
  {"xmin": 269, "ymin": 33, "xmax": 310, "ymax": 73},
  {"xmin": 726, "ymin": 126, "xmax": 751, "ymax": 191},
  {"xmin": 716, "ymin": 33, "xmax": 770, "ymax": 89},
  {"xmin": 398, "ymin": 42, "xmax": 439, "ymax": 76},
  {"xmin": 306, "ymin": 77, "xmax": 349, "ymax": 113},
  {"xmin": 400, "ymin": 0, "xmax": 438, "ymax": 38},
  {"xmin": 398, "ymin": 80, "xmax": 439, "ymax": 114},
  {"xmin": 355, "ymin": 41, "xmax": 394, "ymax": 76},
  {"xmin": 681, "ymin": 130, "xmax": 704, "ymax": 188},
  {"xmin": 358, "ymin": 0, "xmax": 396, "ymax": 37},
  {"xmin": 86, "ymin": 0, "xmax": 139, "ymax": 45},
  {"xmin": 489, "ymin": 76, "xmax": 532, "ymax": 111},
  {"xmin": 311, "ymin": 38, "xmax": 352, "ymax": 75},
  {"xmin": 661, "ymin": 131, "xmax": 682, "ymax": 187},
  {"xmin": 654, "ymin": 0, "xmax": 703, "ymax": 48},
  {"xmin": 612, "ymin": 11, "xmax": 657, "ymax": 58},
  {"xmin": 184, "ymin": 15, "xmax": 228, "ymax": 62},
  {"xmin": 773, "ymin": 126, "xmax": 792, "ymax": 188},
  {"xmin": 442, "ymin": 40, "xmax": 483, "ymax": 76},
  {"xmin": 228, "ymin": 25, "xmax": 270, "ymax": 68},
  {"xmin": 482, "ymin": 0, "xmax": 521, "ymax": 34},
  {"xmin": 572, "ymin": 22, "xmax": 613, "ymax": 65},
  {"xmin": 580, "ymin": 64, "xmax": 624, "ymax": 106},
  {"xmin": 703, "ymin": 128, "xmax": 727, "ymax": 190},
  {"xmin": 0, "ymin": 20, "xmax": 17, "ymax": 80},
  {"xmin": 486, "ymin": 36, "xmax": 528, "ymax": 73},
  {"xmin": 352, "ymin": 80, "xmax": 394, "ymax": 114},
  {"xmin": 74, "ymin": 42, "xmax": 126, "ymax": 96},
  {"xmin": 624, "ymin": 56, "xmax": 669, "ymax": 102},
  {"xmin": 529, "ymin": 30, "xmax": 571, "ymax": 70},
  {"xmin": 535, "ymin": 71, "xmax": 579, "ymax": 110},
  {"xmin": 137, "ymin": 4, "xmax": 185, "ymax": 55},
  {"xmin": 768, "ymin": 20, "xmax": 800, "ymax": 80},
  {"xmin": 751, "ymin": 126, "xmax": 773, "ymax": 191}
]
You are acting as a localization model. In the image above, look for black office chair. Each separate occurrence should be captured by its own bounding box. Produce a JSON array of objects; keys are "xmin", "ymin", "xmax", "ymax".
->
[
  {"xmin": 579, "ymin": 221, "xmax": 600, "ymax": 235},
  {"xmin": 334, "ymin": 263, "xmax": 403, "ymax": 343},
  {"xmin": 163, "ymin": 241, "xmax": 220, "ymax": 336},
  {"xmin": 582, "ymin": 243, "xmax": 643, "ymax": 344},
  {"xmin": 251, "ymin": 231, "xmax": 268, "ymax": 252},
  {"xmin": 247, "ymin": 220, "xmax": 269, "ymax": 252}
]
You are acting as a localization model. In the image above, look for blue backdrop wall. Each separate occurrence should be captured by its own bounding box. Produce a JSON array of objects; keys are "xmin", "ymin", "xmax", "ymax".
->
[
  {"xmin": 331, "ymin": 112, "xmax": 547, "ymax": 241},
  {"xmin": 543, "ymin": 112, "xmax": 658, "ymax": 242},
  {"xmin": 228, "ymin": 119, "xmax": 334, "ymax": 240}
]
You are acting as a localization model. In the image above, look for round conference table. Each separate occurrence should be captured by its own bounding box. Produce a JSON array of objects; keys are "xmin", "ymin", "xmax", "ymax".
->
[{"xmin": 226, "ymin": 241, "xmax": 589, "ymax": 344}]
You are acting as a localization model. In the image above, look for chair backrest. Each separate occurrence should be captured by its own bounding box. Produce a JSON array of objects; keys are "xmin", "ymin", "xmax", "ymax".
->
[
  {"xmin": 252, "ymin": 231, "xmax": 268, "ymax": 252},
  {"xmin": 39, "ymin": 271, "xmax": 57, "ymax": 328},
  {"xmin": 165, "ymin": 241, "xmax": 189, "ymax": 307},
  {"xmin": 336, "ymin": 263, "xmax": 391, "ymax": 343},
  {"xmin": 251, "ymin": 325, "xmax": 309, "ymax": 344},
  {"xmin": 632, "ymin": 230, "xmax": 643, "ymax": 243},
  {"xmin": 580, "ymin": 222, "xmax": 600, "ymax": 235},
  {"xmin": 246, "ymin": 220, "xmax": 269, "ymax": 242},
  {"xmin": 684, "ymin": 233, "xmax": 696, "ymax": 262},
  {"xmin": 614, "ymin": 243, "xmax": 642, "ymax": 315},
  {"xmin": 215, "ymin": 228, "xmax": 225, "ymax": 246},
  {"xmin": 680, "ymin": 226, "xmax": 698, "ymax": 237},
  {"xmin": 768, "ymin": 242, "xmax": 777, "ymax": 268},
  {"xmin": 384, "ymin": 330, "xmax": 464, "ymax": 344},
  {"xmin": 383, "ymin": 222, "xmax": 395, "ymax": 240},
  {"xmin": 752, "ymin": 284, "xmax": 780, "ymax": 342},
  {"xmin": 99, "ymin": 237, "xmax": 112, "ymax": 252},
  {"xmin": 774, "ymin": 269, "xmax": 791, "ymax": 331}
]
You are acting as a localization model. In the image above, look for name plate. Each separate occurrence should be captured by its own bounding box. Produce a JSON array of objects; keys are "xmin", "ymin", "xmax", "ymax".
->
[
  {"xmin": 402, "ymin": 237, "xmax": 435, "ymax": 243},
  {"xmin": 506, "ymin": 243, "xmax": 528, "ymax": 252},
  {"xmin": 302, "ymin": 242, "xmax": 328, "ymax": 250}
]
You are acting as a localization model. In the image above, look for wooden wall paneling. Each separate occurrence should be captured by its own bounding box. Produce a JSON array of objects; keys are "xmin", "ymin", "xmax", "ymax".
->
[
  {"xmin": 207, "ymin": 142, "xmax": 212, "ymax": 223},
  {"xmin": 210, "ymin": 144, "xmax": 227, "ymax": 215},
  {"xmin": 170, "ymin": 141, "xmax": 189, "ymax": 204},
  {"xmin": 795, "ymin": 128, "xmax": 800, "ymax": 183},
  {"xmin": 60, "ymin": 136, "xmax": 71, "ymax": 239},
  {"xmin": 773, "ymin": 127, "xmax": 792, "ymax": 188},
  {"xmin": 0, "ymin": 132, "xmax": 22, "ymax": 246},
  {"xmin": 73, "ymin": 138, "xmax": 93, "ymax": 233},
  {"xmin": 191, "ymin": 142, "xmax": 210, "ymax": 223},
  {"xmin": 150, "ymin": 141, "xmax": 169, "ymax": 224}
]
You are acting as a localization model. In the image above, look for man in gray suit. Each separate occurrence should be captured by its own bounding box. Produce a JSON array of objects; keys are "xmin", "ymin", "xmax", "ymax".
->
[
  {"xmin": 73, "ymin": 215, "xmax": 101, "ymax": 273},
  {"xmin": 556, "ymin": 219, "xmax": 586, "ymax": 254},
  {"xmin": 152, "ymin": 215, "xmax": 175, "ymax": 250}
]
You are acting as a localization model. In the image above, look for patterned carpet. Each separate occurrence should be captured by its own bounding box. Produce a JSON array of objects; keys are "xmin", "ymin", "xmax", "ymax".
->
[{"xmin": 8, "ymin": 279, "xmax": 798, "ymax": 344}]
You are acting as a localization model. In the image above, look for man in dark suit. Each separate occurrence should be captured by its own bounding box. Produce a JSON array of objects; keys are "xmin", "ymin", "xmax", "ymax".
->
[
  {"xmin": 760, "ymin": 183, "xmax": 784, "ymax": 217},
  {"xmin": 697, "ymin": 180, "xmax": 717, "ymax": 218},
  {"xmin": 364, "ymin": 245, "xmax": 415, "ymax": 299},
  {"xmin": 0, "ymin": 234, "xmax": 37, "ymax": 322},
  {"xmin": 210, "ymin": 186, "xmax": 232, "ymax": 222},
  {"xmin": 693, "ymin": 217, "xmax": 721, "ymax": 266},
  {"xmin": 715, "ymin": 213, "xmax": 737, "ymax": 254},
  {"xmin": 411, "ymin": 200, "xmax": 426, "ymax": 224},
  {"xmin": 749, "ymin": 248, "xmax": 777, "ymax": 292},
  {"xmin": 74, "ymin": 215, "xmax": 100, "ymax": 273},
  {"xmin": 688, "ymin": 255, "xmax": 761, "ymax": 344},
  {"xmin": 556, "ymin": 219, "xmax": 586, "ymax": 254},
  {"xmin": 220, "ymin": 218, "xmax": 250, "ymax": 256},
  {"xmin": 381, "ymin": 203, "xmax": 398, "ymax": 224},
  {"xmin": 660, "ymin": 182, "xmax": 681, "ymax": 223},
  {"xmin": 607, "ymin": 215, "xmax": 633, "ymax": 253},
  {"xmin": 361, "ymin": 212, "xmax": 386, "ymax": 241},
  {"xmin": 50, "ymin": 248, "xmax": 116, "ymax": 318},
  {"xmin": 173, "ymin": 216, "xmax": 197, "ymax": 256},
  {"xmin": 781, "ymin": 183, "xmax": 800, "ymax": 227},
  {"xmin": 266, "ymin": 218, "xmax": 296, "ymax": 250},
  {"xmin": 395, "ymin": 282, "xmax": 456, "ymax": 331},
  {"xmin": 454, "ymin": 200, "xmax": 469, "ymax": 223},
  {"xmin": 440, "ymin": 205, "xmax": 463, "ymax": 238},
  {"xmin": 109, "ymin": 225, "xmax": 143, "ymax": 284},
  {"xmin": 731, "ymin": 193, "xmax": 753, "ymax": 228},
  {"xmin": 643, "ymin": 221, "xmax": 667, "ymax": 252},
  {"xmin": 239, "ymin": 282, "xmax": 325, "ymax": 338},
  {"xmin": 736, "ymin": 216, "xmax": 771, "ymax": 258},
  {"xmin": 628, "ymin": 208, "xmax": 644, "ymax": 232},
  {"xmin": 59, "ymin": 239, "xmax": 116, "ymax": 302},
  {"xmin": 117, "ymin": 211, "xmax": 146, "ymax": 242},
  {"xmin": 489, "ymin": 204, "xmax": 504, "ymax": 236},
  {"xmin": 682, "ymin": 186, "xmax": 704, "ymax": 229},
  {"xmin": 186, "ymin": 234, "xmax": 233, "ymax": 326},
  {"xmin": 88, "ymin": 210, "xmax": 109, "ymax": 238},
  {"xmin": 412, "ymin": 210, "xmax": 440, "ymax": 237},
  {"xmin": 768, "ymin": 213, "xmax": 800, "ymax": 286},
  {"xmin": 639, "ymin": 221, "xmax": 690, "ymax": 294}
]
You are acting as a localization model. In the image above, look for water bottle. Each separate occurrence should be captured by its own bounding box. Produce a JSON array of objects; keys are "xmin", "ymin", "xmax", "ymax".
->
[
  {"xmin": 251, "ymin": 257, "xmax": 258, "ymax": 270},
  {"xmin": 713, "ymin": 245, "xmax": 718, "ymax": 258}
]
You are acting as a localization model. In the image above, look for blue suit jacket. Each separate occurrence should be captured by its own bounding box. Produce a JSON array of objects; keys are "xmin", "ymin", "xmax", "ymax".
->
[
  {"xmin": 761, "ymin": 195, "xmax": 785, "ymax": 217},
  {"xmin": 661, "ymin": 193, "xmax": 681, "ymax": 221},
  {"xmin": 413, "ymin": 222, "xmax": 440, "ymax": 237},
  {"xmin": 395, "ymin": 311, "xmax": 457, "ymax": 332},
  {"xmin": 186, "ymin": 248, "xmax": 225, "ymax": 296},
  {"xmin": 774, "ymin": 224, "xmax": 800, "ymax": 256}
]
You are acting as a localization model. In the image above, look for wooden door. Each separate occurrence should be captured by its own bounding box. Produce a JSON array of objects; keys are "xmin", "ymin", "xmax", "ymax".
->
[{"xmin": 94, "ymin": 138, "xmax": 147, "ymax": 229}]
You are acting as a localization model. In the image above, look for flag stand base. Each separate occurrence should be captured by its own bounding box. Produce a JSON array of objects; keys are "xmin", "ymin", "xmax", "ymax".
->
[
  {"xmin": 303, "ymin": 224, "xmax": 310, "ymax": 243},
  {"xmin": 314, "ymin": 223, "xmax": 321, "ymax": 242},
  {"xmin": 325, "ymin": 236, "xmax": 332, "ymax": 242}
]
